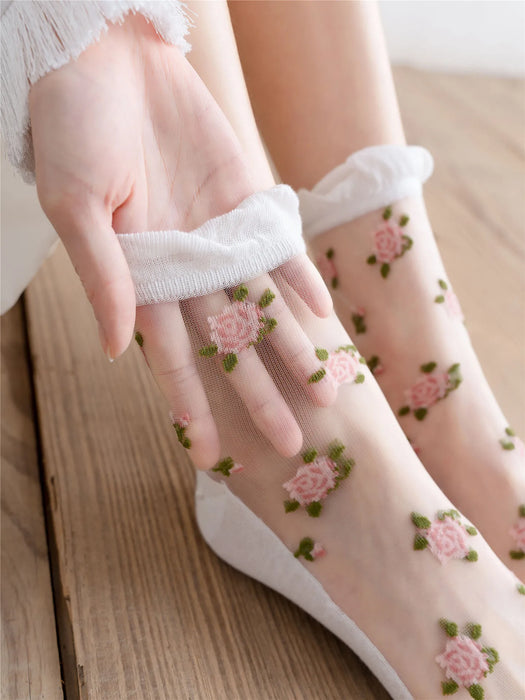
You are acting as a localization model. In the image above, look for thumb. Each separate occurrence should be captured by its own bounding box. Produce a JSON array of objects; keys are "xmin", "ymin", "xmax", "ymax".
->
[{"xmin": 44, "ymin": 200, "xmax": 136, "ymax": 360}]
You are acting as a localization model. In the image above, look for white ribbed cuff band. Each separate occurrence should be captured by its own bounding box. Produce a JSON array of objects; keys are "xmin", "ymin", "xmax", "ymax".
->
[
  {"xmin": 298, "ymin": 145, "xmax": 434, "ymax": 238},
  {"xmin": 117, "ymin": 185, "xmax": 306, "ymax": 306}
]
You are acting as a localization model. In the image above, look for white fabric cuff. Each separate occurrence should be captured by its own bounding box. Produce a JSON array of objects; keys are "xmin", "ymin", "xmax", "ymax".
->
[
  {"xmin": 117, "ymin": 185, "xmax": 306, "ymax": 306},
  {"xmin": 0, "ymin": 0, "xmax": 191, "ymax": 183},
  {"xmin": 297, "ymin": 145, "xmax": 434, "ymax": 238}
]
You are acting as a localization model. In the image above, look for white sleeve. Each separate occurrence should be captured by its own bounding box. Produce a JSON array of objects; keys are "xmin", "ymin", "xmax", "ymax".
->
[{"xmin": 0, "ymin": 0, "xmax": 191, "ymax": 183}]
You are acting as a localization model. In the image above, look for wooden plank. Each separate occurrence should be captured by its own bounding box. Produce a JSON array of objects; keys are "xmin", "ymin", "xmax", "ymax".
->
[
  {"xmin": 20, "ymin": 68, "xmax": 524, "ymax": 699},
  {"xmin": 1, "ymin": 302, "xmax": 63, "ymax": 700}
]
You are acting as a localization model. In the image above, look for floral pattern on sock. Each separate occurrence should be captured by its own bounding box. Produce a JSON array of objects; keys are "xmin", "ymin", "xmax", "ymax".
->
[
  {"xmin": 517, "ymin": 582, "xmax": 525, "ymax": 595},
  {"xmin": 351, "ymin": 307, "xmax": 367, "ymax": 334},
  {"xmin": 310, "ymin": 345, "xmax": 366, "ymax": 387},
  {"xmin": 283, "ymin": 442, "xmax": 355, "ymax": 517},
  {"xmin": 294, "ymin": 537, "xmax": 326, "ymax": 561},
  {"xmin": 509, "ymin": 505, "xmax": 525, "ymax": 559},
  {"xmin": 367, "ymin": 355, "xmax": 384, "ymax": 376},
  {"xmin": 212, "ymin": 457, "xmax": 245, "ymax": 477},
  {"xmin": 411, "ymin": 510, "xmax": 478, "ymax": 564},
  {"xmin": 499, "ymin": 426, "xmax": 525, "ymax": 454},
  {"xmin": 317, "ymin": 248, "xmax": 338, "ymax": 289},
  {"xmin": 398, "ymin": 362, "xmax": 462, "ymax": 421},
  {"xmin": 434, "ymin": 279, "xmax": 465, "ymax": 321},
  {"xmin": 170, "ymin": 411, "xmax": 191, "ymax": 449},
  {"xmin": 366, "ymin": 206, "xmax": 412, "ymax": 278},
  {"xmin": 436, "ymin": 619, "xmax": 499, "ymax": 698},
  {"xmin": 199, "ymin": 285, "xmax": 277, "ymax": 373}
]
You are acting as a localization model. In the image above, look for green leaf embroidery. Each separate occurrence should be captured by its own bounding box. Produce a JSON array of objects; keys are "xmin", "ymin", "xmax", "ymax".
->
[
  {"xmin": 306, "ymin": 501, "xmax": 322, "ymax": 518},
  {"xmin": 359, "ymin": 356, "xmax": 367, "ymax": 364},
  {"xmin": 354, "ymin": 373, "xmax": 365, "ymax": 384},
  {"xmin": 134, "ymin": 331, "xmax": 144, "ymax": 347},
  {"xmin": 258, "ymin": 288, "xmax": 275, "ymax": 308},
  {"xmin": 413, "ymin": 533, "xmax": 429, "ymax": 550},
  {"xmin": 326, "ymin": 248, "xmax": 335, "ymax": 259},
  {"xmin": 382, "ymin": 205, "xmax": 392, "ymax": 220},
  {"xmin": 302, "ymin": 448, "xmax": 318, "ymax": 463},
  {"xmin": 380, "ymin": 262, "xmax": 390, "ymax": 278},
  {"xmin": 434, "ymin": 295, "xmax": 446, "ymax": 303},
  {"xmin": 352, "ymin": 313, "xmax": 367, "ymax": 334},
  {"xmin": 367, "ymin": 356, "xmax": 380, "ymax": 372},
  {"xmin": 199, "ymin": 344, "xmax": 218, "ymax": 357},
  {"xmin": 402, "ymin": 235, "xmax": 413, "ymax": 251},
  {"xmin": 510, "ymin": 549, "xmax": 525, "ymax": 559},
  {"xmin": 398, "ymin": 405, "xmax": 410, "ymax": 416},
  {"xmin": 284, "ymin": 500, "xmax": 300, "ymax": 513},
  {"xmin": 439, "ymin": 279, "xmax": 448, "ymax": 290},
  {"xmin": 411, "ymin": 512, "xmax": 432, "ymax": 529},
  {"xmin": 173, "ymin": 424, "xmax": 191, "ymax": 450},
  {"xmin": 505, "ymin": 426, "xmax": 516, "ymax": 436},
  {"xmin": 465, "ymin": 525, "xmax": 478, "ymax": 536},
  {"xmin": 448, "ymin": 363, "xmax": 461, "ymax": 374},
  {"xmin": 500, "ymin": 440, "xmax": 515, "ymax": 450},
  {"xmin": 442, "ymin": 680, "xmax": 459, "ymax": 695},
  {"xmin": 468, "ymin": 684, "xmax": 484, "ymax": 700},
  {"xmin": 465, "ymin": 623, "xmax": 482, "ymax": 640},
  {"xmin": 331, "ymin": 277, "xmax": 338, "ymax": 289},
  {"xmin": 481, "ymin": 646, "xmax": 499, "ymax": 672},
  {"xmin": 439, "ymin": 618, "xmax": 458, "ymax": 637},
  {"xmin": 414, "ymin": 407, "xmax": 428, "ymax": 421},
  {"xmin": 223, "ymin": 353, "xmax": 238, "ymax": 373},
  {"xmin": 315, "ymin": 347, "xmax": 329, "ymax": 361},
  {"xmin": 399, "ymin": 214, "xmax": 410, "ymax": 227},
  {"xmin": 294, "ymin": 537, "xmax": 314, "ymax": 560},
  {"xmin": 212, "ymin": 457, "xmax": 235, "ymax": 476},
  {"xmin": 308, "ymin": 368, "xmax": 327, "ymax": 384},
  {"xmin": 437, "ymin": 509, "xmax": 460, "ymax": 520},
  {"xmin": 233, "ymin": 284, "xmax": 249, "ymax": 302},
  {"xmin": 519, "ymin": 504, "xmax": 525, "ymax": 517},
  {"xmin": 367, "ymin": 254, "xmax": 377, "ymax": 265},
  {"xmin": 517, "ymin": 583, "xmax": 525, "ymax": 595},
  {"xmin": 328, "ymin": 441, "xmax": 345, "ymax": 461},
  {"xmin": 420, "ymin": 361, "xmax": 437, "ymax": 373},
  {"xmin": 263, "ymin": 317, "xmax": 278, "ymax": 334}
]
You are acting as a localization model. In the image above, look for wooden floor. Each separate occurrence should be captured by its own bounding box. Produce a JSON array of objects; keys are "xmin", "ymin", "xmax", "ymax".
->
[{"xmin": 2, "ymin": 68, "xmax": 524, "ymax": 700}]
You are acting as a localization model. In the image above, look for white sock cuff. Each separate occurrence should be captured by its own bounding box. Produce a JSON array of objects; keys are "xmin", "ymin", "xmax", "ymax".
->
[
  {"xmin": 117, "ymin": 185, "xmax": 306, "ymax": 306},
  {"xmin": 297, "ymin": 145, "xmax": 434, "ymax": 238}
]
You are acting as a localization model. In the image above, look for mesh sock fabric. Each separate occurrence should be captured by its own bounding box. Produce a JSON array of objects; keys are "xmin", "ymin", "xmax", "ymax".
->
[
  {"xmin": 298, "ymin": 146, "xmax": 525, "ymax": 578},
  {"xmin": 121, "ymin": 186, "xmax": 525, "ymax": 699}
]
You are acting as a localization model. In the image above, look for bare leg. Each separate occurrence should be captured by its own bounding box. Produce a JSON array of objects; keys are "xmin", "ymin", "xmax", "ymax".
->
[
  {"xmin": 229, "ymin": 0, "xmax": 525, "ymax": 575},
  {"xmin": 228, "ymin": 0, "xmax": 404, "ymax": 189}
]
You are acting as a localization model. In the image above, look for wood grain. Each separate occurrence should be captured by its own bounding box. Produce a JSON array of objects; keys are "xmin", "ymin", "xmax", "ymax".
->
[
  {"xmin": 1, "ymin": 303, "xmax": 63, "ymax": 700},
  {"xmin": 4, "ymin": 68, "xmax": 524, "ymax": 699}
]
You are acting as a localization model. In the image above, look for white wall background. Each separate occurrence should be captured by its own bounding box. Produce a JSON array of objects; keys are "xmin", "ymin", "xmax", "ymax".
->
[{"xmin": 379, "ymin": 1, "xmax": 525, "ymax": 76}]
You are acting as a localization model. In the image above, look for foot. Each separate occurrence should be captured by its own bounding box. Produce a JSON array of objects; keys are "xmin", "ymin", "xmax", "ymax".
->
[{"xmin": 309, "ymin": 196, "xmax": 525, "ymax": 576}]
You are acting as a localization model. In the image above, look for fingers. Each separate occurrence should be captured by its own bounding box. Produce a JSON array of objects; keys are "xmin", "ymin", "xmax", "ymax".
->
[
  {"xmin": 42, "ymin": 200, "xmax": 136, "ymax": 360},
  {"xmin": 245, "ymin": 276, "xmax": 338, "ymax": 407},
  {"xmin": 191, "ymin": 291, "xmax": 303, "ymax": 458},
  {"xmin": 278, "ymin": 253, "xmax": 333, "ymax": 318},
  {"xmin": 135, "ymin": 301, "xmax": 221, "ymax": 470}
]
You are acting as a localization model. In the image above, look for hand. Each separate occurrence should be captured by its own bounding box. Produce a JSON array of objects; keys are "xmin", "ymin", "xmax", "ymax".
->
[{"xmin": 29, "ymin": 14, "xmax": 334, "ymax": 468}]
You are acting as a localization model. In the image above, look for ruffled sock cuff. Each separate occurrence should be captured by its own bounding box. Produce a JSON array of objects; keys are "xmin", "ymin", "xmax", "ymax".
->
[
  {"xmin": 0, "ymin": 0, "xmax": 192, "ymax": 182},
  {"xmin": 297, "ymin": 145, "xmax": 434, "ymax": 238},
  {"xmin": 117, "ymin": 185, "xmax": 306, "ymax": 306}
]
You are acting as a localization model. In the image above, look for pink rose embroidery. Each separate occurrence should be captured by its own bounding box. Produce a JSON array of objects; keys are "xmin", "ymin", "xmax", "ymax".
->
[
  {"xmin": 199, "ymin": 285, "xmax": 277, "ymax": 373},
  {"xmin": 229, "ymin": 462, "xmax": 245, "ymax": 474},
  {"xmin": 312, "ymin": 543, "xmax": 326, "ymax": 559},
  {"xmin": 284, "ymin": 442, "xmax": 355, "ymax": 517},
  {"xmin": 399, "ymin": 362, "xmax": 462, "ymax": 421},
  {"xmin": 411, "ymin": 510, "xmax": 478, "ymax": 563},
  {"xmin": 209, "ymin": 300, "xmax": 265, "ymax": 355},
  {"xmin": 212, "ymin": 457, "xmax": 245, "ymax": 477},
  {"xmin": 317, "ymin": 248, "xmax": 338, "ymax": 288},
  {"xmin": 170, "ymin": 411, "xmax": 191, "ymax": 449},
  {"xmin": 366, "ymin": 208, "xmax": 412, "ymax": 277},
  {"xmin": 283, "ymin": 456, "xmax": 337, "ymax": 506},
  {"xmin": 325, "ymin": 350, "xmax": 361, "ymax": 386},
  {"xmin": 374, "ymin": 224, "xmax": 404, "ymax": 263},
  {"xmin": 169, "ymin": 411, "xmax": 190, "ymax": 429},
  {"xmin": 436, "ymin": 635, "xmax": 490, "ymax": 687},
  {"xmin": 406, "ymin": 372, "xmax": 448, "ymax": 410},
  {"xmin": 509, "ymin": 510, "xmax": 525, "ymax": 559},
  {"xmin": 426, "ymin": 517, "xmax": 470, "ymax": 565}
]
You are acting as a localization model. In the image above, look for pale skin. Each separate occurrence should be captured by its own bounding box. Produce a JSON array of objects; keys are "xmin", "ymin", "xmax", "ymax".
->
[{"xmin": 26, "ymin": 2, "xmax": 524, "ymax": 694}]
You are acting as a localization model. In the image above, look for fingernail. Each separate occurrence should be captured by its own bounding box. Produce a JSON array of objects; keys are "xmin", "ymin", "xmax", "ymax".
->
[{"xmin": 98, "ymin": 324, "xmax": 114, "ymax": 363}]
